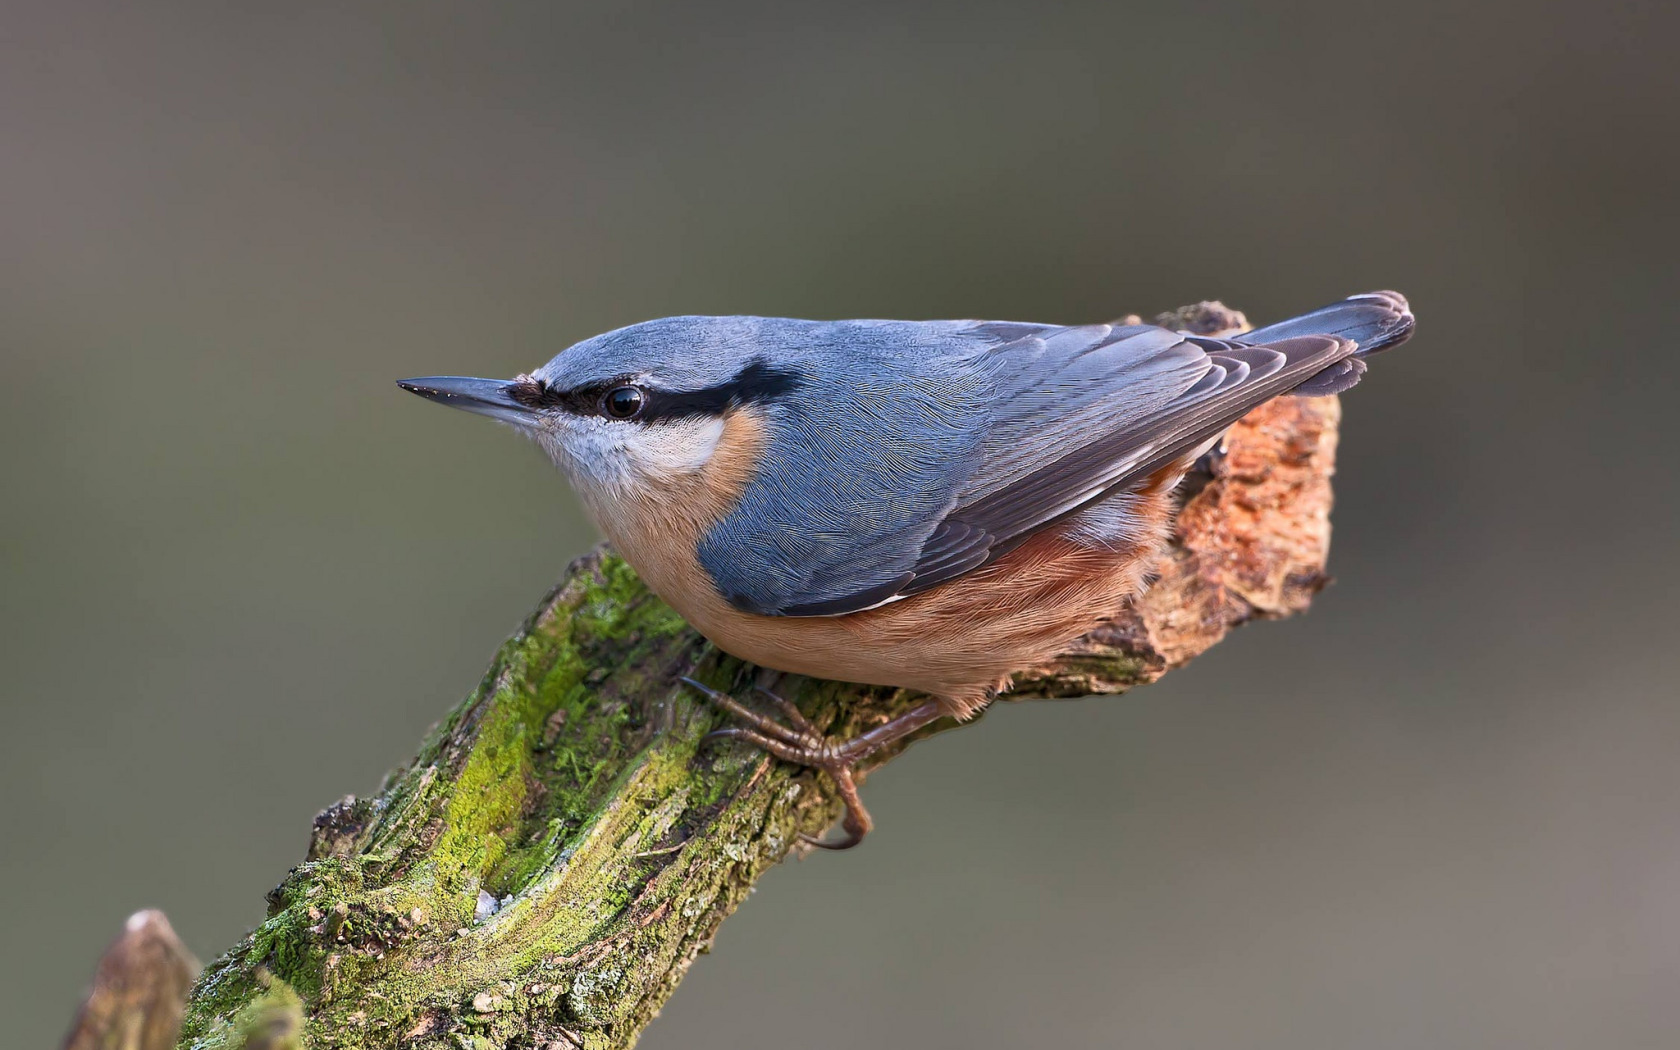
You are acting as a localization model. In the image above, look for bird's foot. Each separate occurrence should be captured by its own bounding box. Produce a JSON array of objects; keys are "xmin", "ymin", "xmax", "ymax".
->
[{"xmin": 680, "ymin": 677, "xmax": 943, "ymax": 850}]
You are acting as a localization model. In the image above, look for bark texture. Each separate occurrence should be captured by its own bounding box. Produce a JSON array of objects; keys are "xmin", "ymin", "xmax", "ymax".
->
[
  {"xmin": 172, "ymin": 302, "xmax": 1341, "ymax": 1050},
  {"xmin": 64, "ymin": 911, "xmax": 200, "ymax": 1050}
]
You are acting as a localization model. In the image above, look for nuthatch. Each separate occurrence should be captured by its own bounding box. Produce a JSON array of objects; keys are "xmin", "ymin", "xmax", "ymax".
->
[{"xmin": 401, "ymin": 291, "xmax": 1414, "ymax": 847}]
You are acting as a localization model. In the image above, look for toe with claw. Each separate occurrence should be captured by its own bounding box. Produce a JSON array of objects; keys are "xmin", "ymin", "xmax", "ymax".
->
[{"xmin": 680, "ymin": 676, "xmax": 943, "ymax": 849}]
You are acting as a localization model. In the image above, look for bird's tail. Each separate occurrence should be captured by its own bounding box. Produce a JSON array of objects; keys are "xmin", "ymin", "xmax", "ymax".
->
[{"xmin": 1234, "ymin": 290, "xmax": 1415, "ymax": 396}]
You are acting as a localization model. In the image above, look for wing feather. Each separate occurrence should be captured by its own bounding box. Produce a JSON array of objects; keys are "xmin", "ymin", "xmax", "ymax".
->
[{"xmin": 809, "ymin": 332, "xmax": 1351, "ymax": 611}]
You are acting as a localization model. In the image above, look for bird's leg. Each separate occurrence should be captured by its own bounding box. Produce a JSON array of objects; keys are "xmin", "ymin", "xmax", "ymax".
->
[
  {"xmin": 1191, "ymin": 431, "xmax": 1230, "ymax": 477},
  {"xmin": 680, "ymin": 676, "xmax": 945, "ymax": 850}
]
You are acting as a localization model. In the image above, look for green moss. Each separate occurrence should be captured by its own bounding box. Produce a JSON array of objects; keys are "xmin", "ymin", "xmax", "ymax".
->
[
  {"xmin": 234, "ymin": 975, "xmax": 305, "ymax": 1049},
  {"xmin": 179, "ymin": 967, "xmax": 303, "ymax": 1050},
  {"xmin": 430, "ymin": 555, "xmax": 677, "ymax": 896}
]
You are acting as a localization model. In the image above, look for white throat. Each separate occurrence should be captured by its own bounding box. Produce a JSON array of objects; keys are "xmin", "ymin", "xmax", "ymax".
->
[{"xmin": 533, "ymin": 414, "xmax": 727, "ymax": 496}]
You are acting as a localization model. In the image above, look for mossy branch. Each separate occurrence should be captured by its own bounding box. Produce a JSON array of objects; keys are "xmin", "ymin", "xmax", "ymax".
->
[{"xmin": 156, "ymin": 302, "xmax": 1340, "ymax": 1050}]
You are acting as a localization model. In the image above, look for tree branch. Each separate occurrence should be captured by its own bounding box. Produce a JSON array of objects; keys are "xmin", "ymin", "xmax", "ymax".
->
[
  {"xmin": 170, "ymin": 302, "xmax": 1340, "ymax": 1050},
  {"xmin": 63, "ymin": 911, "xmax": 199, "ymax": 1050}
]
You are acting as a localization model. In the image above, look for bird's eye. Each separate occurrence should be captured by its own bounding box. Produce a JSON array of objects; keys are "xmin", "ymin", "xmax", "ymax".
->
[{"xmin": 602, "ymin": 384, "xmax": 646, "ymax": 420}]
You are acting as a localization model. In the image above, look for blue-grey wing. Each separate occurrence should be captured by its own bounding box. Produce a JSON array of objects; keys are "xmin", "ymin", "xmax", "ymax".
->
[
  {"xmin": 900, "ymin": 327, "xmax": 1354, "ymax": 597},
  {"xmin": 915, "ymin": 291, "xmax": 1411, "ymax": 588},
  {"xmin": 699, "ymin": 305, "xmax": 1381, "ymax": 617}
]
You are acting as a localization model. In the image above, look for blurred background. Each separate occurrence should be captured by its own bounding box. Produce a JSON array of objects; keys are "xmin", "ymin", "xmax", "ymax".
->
[{"xmin": 3, "ymin": 2, "xmax": 1677, "ymax": 1047}]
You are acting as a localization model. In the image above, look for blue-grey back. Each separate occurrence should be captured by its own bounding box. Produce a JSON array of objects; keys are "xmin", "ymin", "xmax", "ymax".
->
[{"xmin": 690, "ymin": 319, "xmax": 997, "ymax": 614}]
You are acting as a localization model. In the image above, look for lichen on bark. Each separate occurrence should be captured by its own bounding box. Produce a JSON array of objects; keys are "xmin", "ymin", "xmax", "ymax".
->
[{"xmin": 172, "ymin": 302, "xmax": 1342, "ymax": 1050}]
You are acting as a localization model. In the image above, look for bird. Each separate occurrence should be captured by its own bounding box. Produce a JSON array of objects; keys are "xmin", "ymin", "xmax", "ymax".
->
[{"xmin": 399, "ymin": 290, "xmax": 1414, "ymax": 848}]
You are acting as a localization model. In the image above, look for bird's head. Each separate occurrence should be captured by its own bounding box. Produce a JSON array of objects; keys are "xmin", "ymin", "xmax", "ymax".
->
[{"xmin": 399, "ymin": 316, "xmax": 807, "ymax": 498}]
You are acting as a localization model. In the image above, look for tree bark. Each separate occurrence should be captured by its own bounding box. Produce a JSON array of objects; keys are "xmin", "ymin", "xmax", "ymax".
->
[{"xmin": 173, "ymin": 302, "xmax": 1341, "ymax": 1050}]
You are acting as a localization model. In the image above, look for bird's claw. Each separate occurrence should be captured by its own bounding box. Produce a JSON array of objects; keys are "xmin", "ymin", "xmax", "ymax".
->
[{"xmin": 680, "ymin": 676, "xmax": 875, "ymax": 849}]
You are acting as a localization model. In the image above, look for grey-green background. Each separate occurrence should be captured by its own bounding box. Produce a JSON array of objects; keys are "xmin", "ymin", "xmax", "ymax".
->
[{"xmin": 5, "ymin": 2, "xmax": 1678, "ymax": 1047}]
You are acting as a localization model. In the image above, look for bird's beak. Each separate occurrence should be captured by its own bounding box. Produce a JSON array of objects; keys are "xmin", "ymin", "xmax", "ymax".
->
[{"xmin": 397, "ymin": 376, "xmax": 538, "ymax": 426}]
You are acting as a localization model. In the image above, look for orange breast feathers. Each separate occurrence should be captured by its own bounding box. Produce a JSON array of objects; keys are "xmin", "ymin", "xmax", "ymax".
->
[{"xmin": 590, "ymin": 407, "xmax": 1188, "ymax": 717}]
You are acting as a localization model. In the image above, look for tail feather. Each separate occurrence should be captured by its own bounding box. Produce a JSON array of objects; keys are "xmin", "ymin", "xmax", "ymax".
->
[
  {"xmin": 1234, "ymin": 290, "xmax": 1413, "ymax": 397},
  {"xmin": 1287, "ymin": 354, "xmax": 1368, "ymax": 396},
  {"xmin": 1239, "ymin": 290, "xmax": 1414, "ymax": 358}
]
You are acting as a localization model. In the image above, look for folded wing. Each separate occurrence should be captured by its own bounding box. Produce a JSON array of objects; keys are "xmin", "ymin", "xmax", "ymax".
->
[{"xmin": 779, "ymin": 326, "xmax": 1353, "ymax": 614}]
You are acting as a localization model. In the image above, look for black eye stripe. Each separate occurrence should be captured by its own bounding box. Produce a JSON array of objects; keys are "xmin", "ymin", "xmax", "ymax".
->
[
  {"xmin": 509, "ymin": 358, "xmax": 803, "ymax": 423},
  {"xmin": 640, "ymin": 359, "xmax": 803, "ymax": 421}
]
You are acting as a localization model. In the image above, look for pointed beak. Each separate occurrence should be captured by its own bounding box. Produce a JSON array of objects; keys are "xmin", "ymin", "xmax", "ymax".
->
[{"xmin": 397, "ymin": 376, "xmax": 538, "ymax": 426}]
